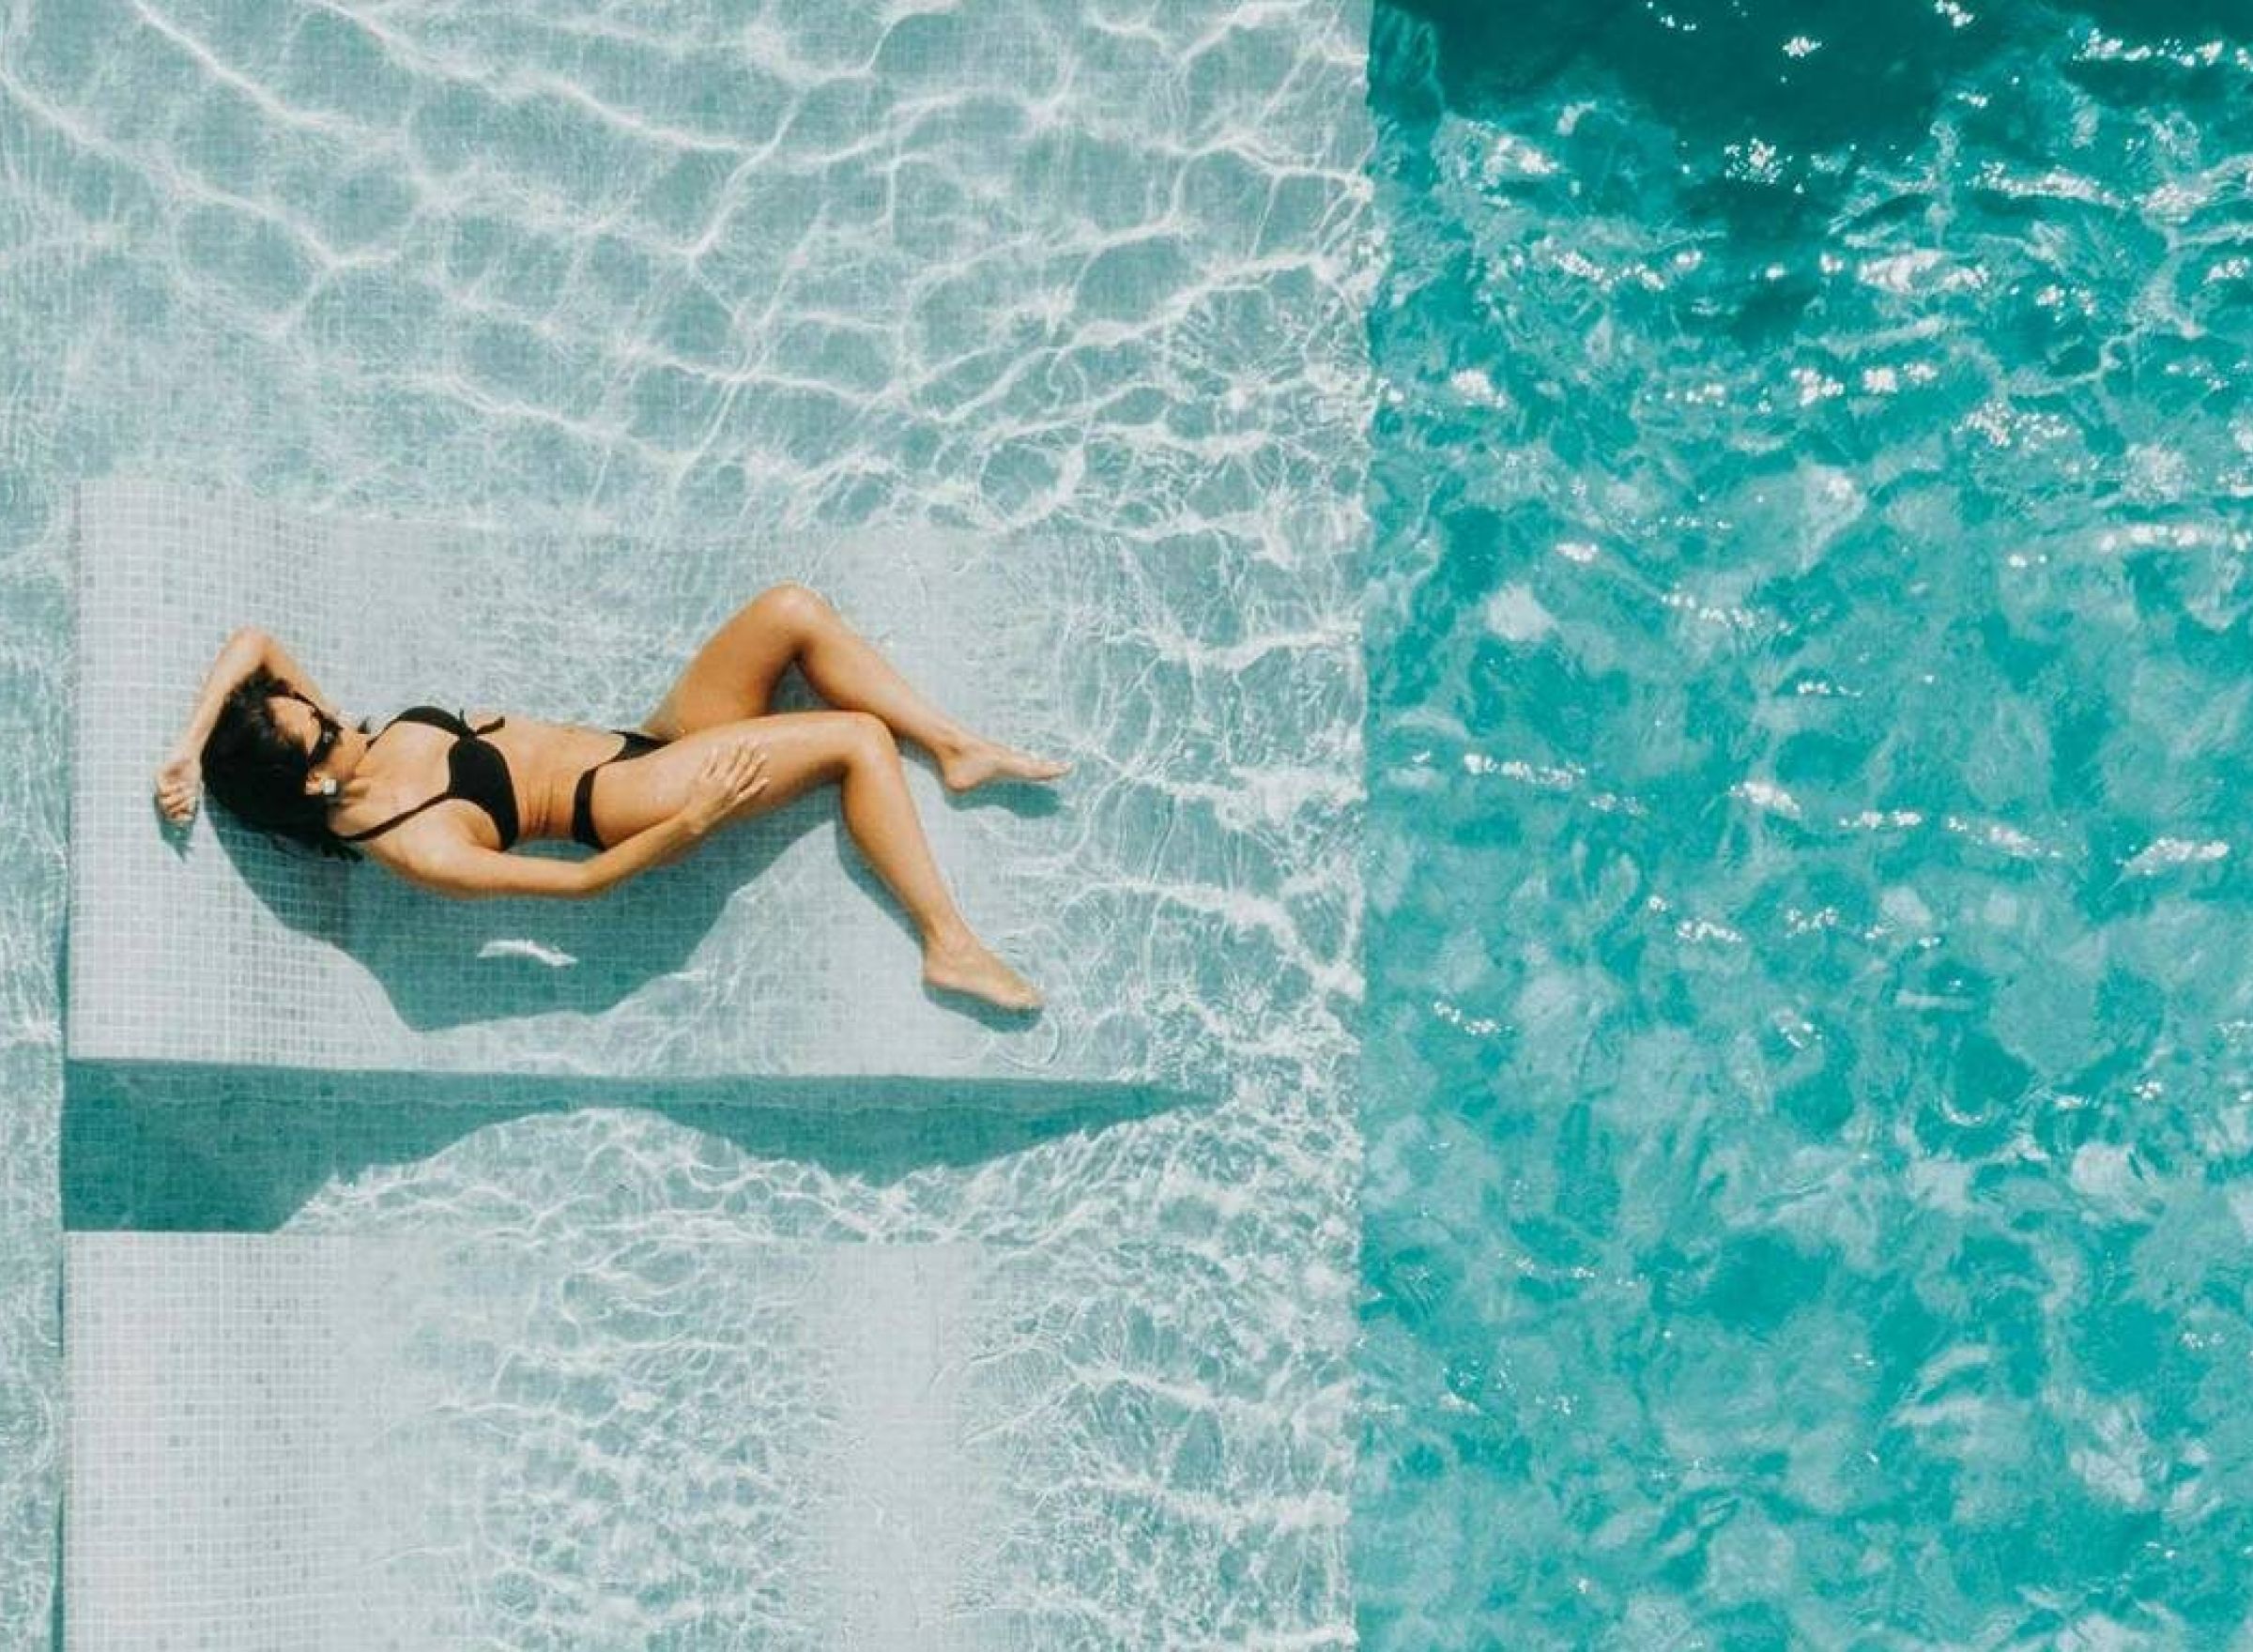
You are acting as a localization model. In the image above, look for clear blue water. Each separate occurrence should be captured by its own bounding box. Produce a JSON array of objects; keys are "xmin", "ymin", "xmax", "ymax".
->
[{"xmin": 1358, "ymin": 1, "xmax": 2253, "ymax": 1644}]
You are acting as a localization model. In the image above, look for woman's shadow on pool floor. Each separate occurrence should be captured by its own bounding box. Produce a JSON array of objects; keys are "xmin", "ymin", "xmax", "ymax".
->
[{"xmin": 208, "ymin": 761, "xmax": 1065, "ymax": 1037}]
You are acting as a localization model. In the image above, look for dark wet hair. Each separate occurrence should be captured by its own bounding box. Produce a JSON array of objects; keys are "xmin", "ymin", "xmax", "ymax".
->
[{"xmin": 198, "ymin": 665, "xmax": 365, "ymax": 862}]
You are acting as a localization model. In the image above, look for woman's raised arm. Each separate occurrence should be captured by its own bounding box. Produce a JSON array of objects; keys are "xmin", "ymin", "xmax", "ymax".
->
[
  {"xmin": 170, "ymin": 627, "xmax": 266, "ymax": 759},
  {"xmin": 252, "ymin": 631, "xmax": 344, "ymax": 723},
  {"xmin": 157, "ymin": 628, "xmax": 344, "ymax": 826},
  {"xmin": 169, "ymin": 627, "xmax": 340, "ymax": 758},
  {"xmin": 157, "ymin": 628, "xmax": 267, "ymax": 823}
]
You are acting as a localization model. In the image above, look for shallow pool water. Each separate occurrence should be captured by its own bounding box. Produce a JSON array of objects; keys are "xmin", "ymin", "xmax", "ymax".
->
[{"xmin": 1, "ymin": 1, "xmax": 1370, "ymax": 1642}]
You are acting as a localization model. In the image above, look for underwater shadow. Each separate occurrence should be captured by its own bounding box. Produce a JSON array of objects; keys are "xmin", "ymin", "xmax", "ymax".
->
[{"xmin": 63, "ymin": 1058, "xmax": 1206, "ymax": 1231}]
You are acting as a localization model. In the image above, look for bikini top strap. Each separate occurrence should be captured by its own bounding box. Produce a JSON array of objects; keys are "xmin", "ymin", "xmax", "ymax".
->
[{"xmin": 331, "ymin": 792, "xmax": 455, "ymax": 843}]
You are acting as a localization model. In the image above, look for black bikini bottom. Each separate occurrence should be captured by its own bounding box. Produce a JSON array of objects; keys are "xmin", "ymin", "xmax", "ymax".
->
[{"xmin": 571, "ymin": 729, "xmax": 668, "ymax": 850}]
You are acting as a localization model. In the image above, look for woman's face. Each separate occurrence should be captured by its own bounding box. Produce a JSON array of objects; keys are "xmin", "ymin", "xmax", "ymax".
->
[{"xmin": 268, "ymin": 695, "xmax": 339, "ymax": 774}]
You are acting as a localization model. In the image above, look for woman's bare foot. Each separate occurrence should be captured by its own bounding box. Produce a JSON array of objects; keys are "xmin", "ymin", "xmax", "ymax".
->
[
  {"xmin": 923, "ymin": 931, "xmax": 1042, "ymax": 1011},
  {"xmin": 938, "ymin": 735, "xmax": 1071, "ymax": 794}
]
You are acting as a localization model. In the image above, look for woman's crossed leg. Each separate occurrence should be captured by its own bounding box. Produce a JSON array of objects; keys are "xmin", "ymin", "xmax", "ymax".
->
[
  {"xmin": 602, "ymin": 708, "xmax": 1042, "ymax": 1011},
  {"xmin": 645, "ymin": 582, "xmax": 1069, "ymax": 793}
]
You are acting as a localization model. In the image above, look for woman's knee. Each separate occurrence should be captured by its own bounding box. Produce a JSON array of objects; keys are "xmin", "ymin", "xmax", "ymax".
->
[
  {"xmin": 753, "ymin": 581, "xmax": 831, "ymax": 635},
  {"xmin": 839, "ymin": 709, "xmax": 895, "ymax": 759},
  {"xmin": 798, "ymin": 710, "xmax": 894, "ymax": 776}
]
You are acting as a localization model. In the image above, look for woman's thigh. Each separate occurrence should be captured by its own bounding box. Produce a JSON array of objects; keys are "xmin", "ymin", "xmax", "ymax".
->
[
  {"xmin": 587, "ymin": 710, "xmax": 873, "ymax": 845},
  {"xmin": 639, "ymin": 587, "xmax": 816, "ymax": 738}
]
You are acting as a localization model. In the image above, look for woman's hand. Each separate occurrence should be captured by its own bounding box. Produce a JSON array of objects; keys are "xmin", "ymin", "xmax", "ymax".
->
[
  {"xmin": 680, "ymin": 738, "xmax": 771, "ymax": 835},
  {"xmin": 154, "ymin": 748, "xmax": 202, "ymax": 825}
]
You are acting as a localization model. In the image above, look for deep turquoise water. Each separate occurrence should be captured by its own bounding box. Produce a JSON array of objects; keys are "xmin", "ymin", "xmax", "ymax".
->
[{"xmin": 1358, "ymin": 1, "xmax": 2253, "ymax": 1644}]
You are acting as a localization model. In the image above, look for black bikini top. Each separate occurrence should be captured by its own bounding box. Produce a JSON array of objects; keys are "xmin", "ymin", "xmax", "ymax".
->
[{"xmin": 332, "ymin": 705, "xmax": 520, "ymax": 849}]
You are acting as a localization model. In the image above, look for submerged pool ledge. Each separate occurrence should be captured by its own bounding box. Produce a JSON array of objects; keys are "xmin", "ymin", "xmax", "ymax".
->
[
  {"xmin": 65, "ymin": 1233, "xmax": 1038, "ymax": 1649},
  {"xmin": 69, "ymin": 478, "xmax": 1229, "ymax": 1095}
]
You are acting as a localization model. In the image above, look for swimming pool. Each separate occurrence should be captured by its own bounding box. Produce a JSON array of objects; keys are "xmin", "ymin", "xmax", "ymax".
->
[
  {"xmin": 5, "ymin": 0, "xmax": 2250, "ymax": 1644},
  {"xmin": 2, "ymin": 0, "xmax": 1371, "ymax": 1643}
]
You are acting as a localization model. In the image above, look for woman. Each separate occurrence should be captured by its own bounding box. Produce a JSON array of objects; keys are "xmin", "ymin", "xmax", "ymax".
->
[{"xmin": 151, "ymin": 583, "xmax": 1066, "ymax": 1012}]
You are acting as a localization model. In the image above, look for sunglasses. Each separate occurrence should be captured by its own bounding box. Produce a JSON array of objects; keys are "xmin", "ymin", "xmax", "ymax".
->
[{"xmin": 280, "ymin": 688, "xmax": 342, "ymax": 766}]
